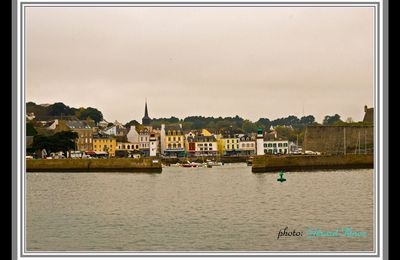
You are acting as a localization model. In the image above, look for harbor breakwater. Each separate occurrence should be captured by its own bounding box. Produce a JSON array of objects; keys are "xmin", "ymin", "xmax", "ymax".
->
[
  {"xmin": 251, "ymin": 154, "xmax": 373, "ymax": 173},
  {"xmin": 26, "ymin": 158, "xmax": 162, "ymax": 173}
]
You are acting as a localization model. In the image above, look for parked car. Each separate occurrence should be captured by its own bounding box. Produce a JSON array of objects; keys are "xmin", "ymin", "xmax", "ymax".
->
[{"xmin": 304, "ymin": 150, "xmax": 321, "ymax": 155}]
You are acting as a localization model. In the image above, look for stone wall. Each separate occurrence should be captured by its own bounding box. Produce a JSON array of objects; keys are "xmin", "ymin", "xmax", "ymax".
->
[
  {"xmin": 252, "ymin": 154, "xmax": 373, "ymax": 173},
  {"xmin": 303, "ymin": 125, "xmax": 374, "ymax": 155}
]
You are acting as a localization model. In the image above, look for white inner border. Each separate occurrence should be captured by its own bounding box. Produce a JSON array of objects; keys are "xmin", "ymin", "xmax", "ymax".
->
[{"xmin": 16, "ymin": 0, "xmax": 384, "ymax": 259}]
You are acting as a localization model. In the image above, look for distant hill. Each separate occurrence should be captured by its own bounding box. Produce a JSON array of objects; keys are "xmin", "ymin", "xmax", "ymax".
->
[{"xmin": 26, "ymin": 102, "xmax": 104, "ymax": 123}]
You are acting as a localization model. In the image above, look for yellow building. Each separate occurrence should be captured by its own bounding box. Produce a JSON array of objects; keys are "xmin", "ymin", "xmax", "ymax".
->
[
  {"xmin": 93, "ymin": 134, "xmax": 117, "ymax": 157},
  {"xmin": 220, "ymin": 132, "xmax": 240, "ymax": 155},
  {"xmin": 215, "ymin": 134, "xmax": 225, "ymax": 156},
  {"xmin": 162, "ymin": 124, "xmax": 185, "ymax": 156}
]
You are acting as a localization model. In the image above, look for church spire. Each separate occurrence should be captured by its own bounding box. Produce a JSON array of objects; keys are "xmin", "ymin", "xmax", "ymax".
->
[
  {"xmin": 142, "ymin": 99, "xmax": 151, "ymax": 126},
  {"xmin": 144, "ymin": 99, "xmax": 149, "ymax": 118}
]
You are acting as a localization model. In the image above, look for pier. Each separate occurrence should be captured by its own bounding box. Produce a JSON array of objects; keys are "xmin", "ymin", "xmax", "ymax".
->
[
  {"xmin": 251, "ymin": 154, "xmax": 373, "ymax": 173},
  {"xmin": 26, "ymin": 158, "xmax": 162, "ymax": 173}
]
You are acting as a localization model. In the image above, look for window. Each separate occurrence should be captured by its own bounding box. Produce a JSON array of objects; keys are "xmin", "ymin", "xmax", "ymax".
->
[
  {"xmin": 110, "ymin": 145, "xmax": 112, "ymax": 148},
  {"xmin": 273, "ymin": 143, "xmax": 277, "ymax": 147},
  {"xmin": 178, "ymin": 144, "xmax": 181, "ymax": 148},
  {"xmin": 209, "ymin": 148, "xmax": 212, "ymax": 150},
  {"xmin": 227, "ymin": 140, "xmax": 230, "ymax": 143},
  {"xmin": 284, "ymin": 143, "xmax": 288, "ymax": 147},
  {"xmin": 168, "ymin": 137, "xmax": 171, "ymax": 141},
  {"xmin": 173, "ymin": 137, "xmax": 176, "ymax": 141},
  {"xmin": 209, "ymin": 143, "xmax": 212, "ymax": 146},
  {"xmin": 127, "ymin": 145, "xmax": 130, "ymax": 149},
  {"xmin": 278, "ymin": 143, "xmax": 282, "ymax": 147},
  {"xmin": 264, "ymin": 143, "xmax": 267, "ymax": 147},
  {"xmin": 94, "ymin": 145, "xmax": 96, "ymax": 149},
  {"xmin": 168, "ymin": 144, "xmax": 171, "ymax": 148},
  {"xmin": 173, "ymin": 144, "xmax": 176, "ymax": 148}
]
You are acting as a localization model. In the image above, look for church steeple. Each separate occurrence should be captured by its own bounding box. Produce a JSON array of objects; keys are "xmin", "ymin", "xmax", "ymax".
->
[
  {"xmin": 142, "ymin": 99, "xmax": 151, "ymax": 126},
  {"xmin": 144, "ymin": 100, "xmax": 149, "ymax": 118}
]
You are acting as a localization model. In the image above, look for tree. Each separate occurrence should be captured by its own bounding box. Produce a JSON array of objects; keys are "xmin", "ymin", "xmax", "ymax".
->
[
  {"xmin": 323, "ymin": 114, "xmax": 343, "ymax": 125},
  {"xmin": 31, "ymin": 131, "xmax": 78, "ymax": 157},
  {"xmin": 48, "ymin": 102, "xmax": 75, "ymax": 117},
  {"xmin": 26, "ymin": 122, "xmax": 37, "ymax": 136},
  {"xmin": 78, "ymin": 107, "xmax": 103, "ymax": 123},
  {"xmin": 242, "ymin": 120, "xmax": 258, "ymax": 133},
  {"xmin": 124, "ymin": 120, "xmax": 140, "ymax": 128},
  {"xmin": 299, "ymin": 115, "xmax": 315, "ymax": 125}
]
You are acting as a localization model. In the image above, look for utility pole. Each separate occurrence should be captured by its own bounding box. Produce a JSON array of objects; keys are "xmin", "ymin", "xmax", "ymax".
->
[
  {"xmin": 364, "ymin": 129, "xmax": 367, "ymax": 154},
  {"xmin": 343, "ymin": 128, "xmax": 346, "ymax": 155}
]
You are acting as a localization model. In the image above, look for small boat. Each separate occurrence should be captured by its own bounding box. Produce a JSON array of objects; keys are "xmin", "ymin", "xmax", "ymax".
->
[
  {"xmin": 182, "ymin": 161, "xmax": 201, "ymax": 168},
  {"xmin": 206, "ymin": 159, "xmax": 223, "ymax": 167}
]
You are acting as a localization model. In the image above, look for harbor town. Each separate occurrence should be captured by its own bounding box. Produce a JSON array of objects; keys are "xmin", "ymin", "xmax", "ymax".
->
[{"xmin": 26, "ymin": 101, "xmax": 374, "ymax": 172}]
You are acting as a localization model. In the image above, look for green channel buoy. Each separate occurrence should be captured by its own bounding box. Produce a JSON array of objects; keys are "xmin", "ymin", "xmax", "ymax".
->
[{"xmin": 277, "ymin": 170, "xmax": 286, "ymax": 182}]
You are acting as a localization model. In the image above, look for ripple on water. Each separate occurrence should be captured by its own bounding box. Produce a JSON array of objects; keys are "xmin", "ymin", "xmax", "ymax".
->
[{"xmin": 26, "ymin": 166, "xmax": 374, "ymax": 251}]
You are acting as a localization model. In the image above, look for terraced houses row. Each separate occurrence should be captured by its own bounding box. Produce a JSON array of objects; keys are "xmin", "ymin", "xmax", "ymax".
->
[{"xmin": 28, "ymin": 102, "xmax": 297, "ymax": 157}]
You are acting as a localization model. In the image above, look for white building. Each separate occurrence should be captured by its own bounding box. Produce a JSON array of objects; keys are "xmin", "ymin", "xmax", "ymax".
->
[
  {"xmin": 194, "ymin": 135, "xmax": 217, "ymax": 156},
  {"xmin": 149, "ymin": 132, "xmax": 159, "ymax": 157},
  {"xmin": 127, "ymin": 126, "xmax": 139, "ymax": 143},
  {"xmin": 256, "ymin": 128, "xmax": 264, "ymax": 155},
  {"xmin": 263, "ymin": 140, "xmax": 289, "ymax": 154},
  {"xmin": 239, "ymin": 134, "xmax": 256, "ymax": 155}
]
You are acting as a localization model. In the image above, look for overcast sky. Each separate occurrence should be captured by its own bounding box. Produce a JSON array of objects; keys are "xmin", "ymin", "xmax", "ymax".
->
[{"xmin": 26, "ymin": 6, "xmax": 374, "ymax": 124}]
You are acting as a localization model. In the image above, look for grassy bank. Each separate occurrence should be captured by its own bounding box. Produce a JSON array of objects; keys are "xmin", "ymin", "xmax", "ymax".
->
[
  {"xmin": 26, "ymin": 158, "xmax": 162, "ymax": 173},
  {"xmin": 252, "ymin": 154, "xmax": 373, "ymax": 173}
]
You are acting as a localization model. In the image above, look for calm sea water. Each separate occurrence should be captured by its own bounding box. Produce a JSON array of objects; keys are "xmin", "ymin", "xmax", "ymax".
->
[{"xmin": 26, "ymin": 164, "xmax": 374, "ymax": 252}]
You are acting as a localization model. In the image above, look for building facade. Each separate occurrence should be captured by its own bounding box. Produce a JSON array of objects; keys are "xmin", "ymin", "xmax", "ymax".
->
[
  {"xmin": 193, "ymin": 135, "xmax": 217, "ymax": 156},
  {"xmin": 56, "ymin": 120, "xmax": 94, "ymax": 151},
  {"xmin": 263, "ymin": 140, "xmax": 289, "ymax": 154},
  {"xmin": 222, "ymin": 134, "xmax": 240, "ymax": 155},
  {"xmin": 161, "ymin": 124, "xmax": 185, "ymax": 156},
  {"xmin": 238, "ymin": 135, "xmax": 256, "ymax": 155},
  {"xmin": 93, "ymin": 134, "xmax": 117, "ymax": 157}
]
